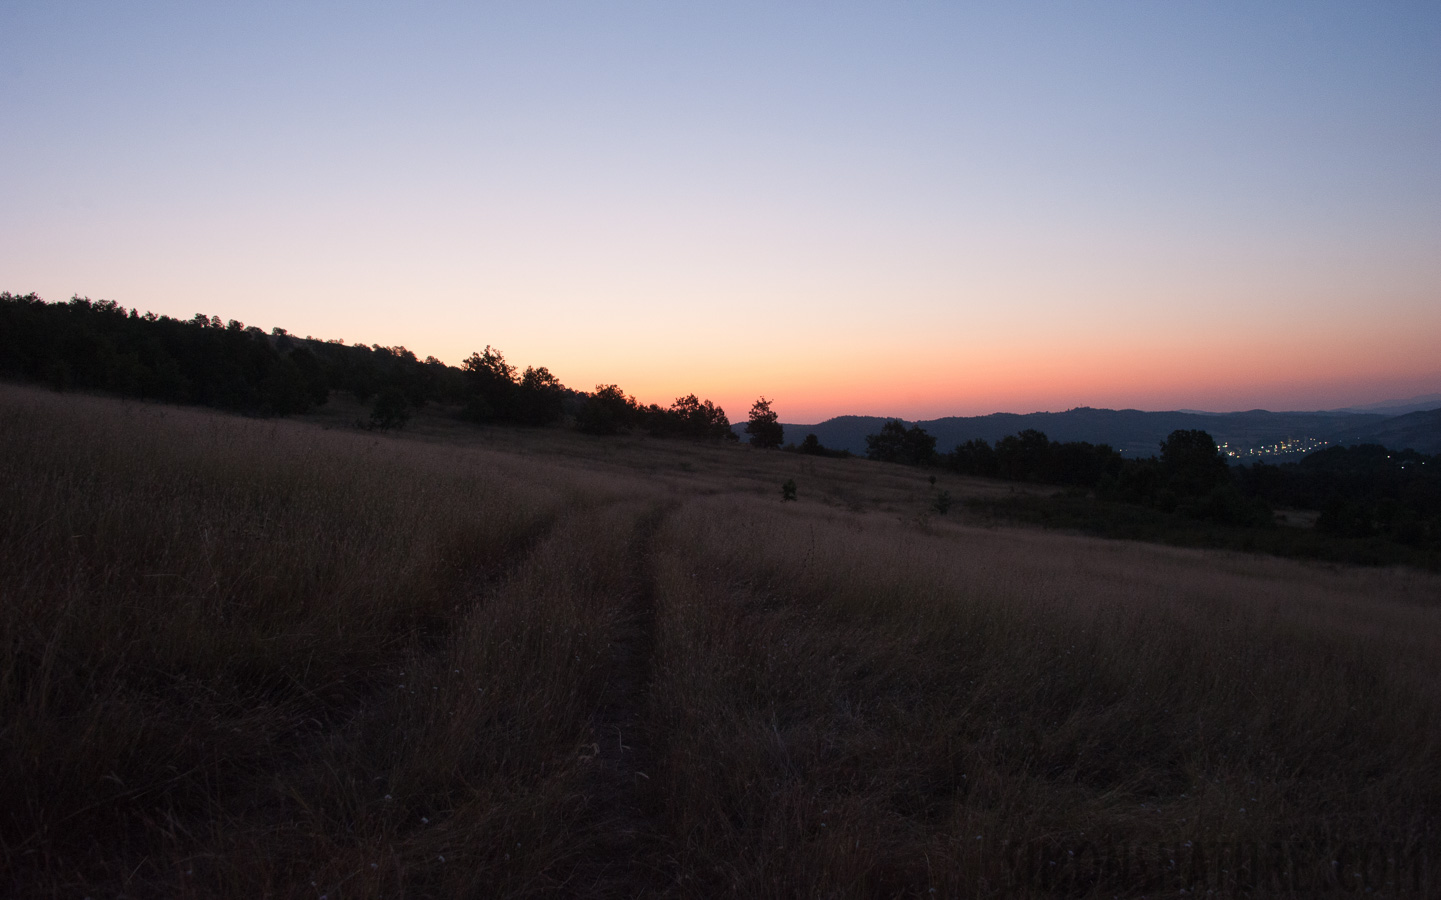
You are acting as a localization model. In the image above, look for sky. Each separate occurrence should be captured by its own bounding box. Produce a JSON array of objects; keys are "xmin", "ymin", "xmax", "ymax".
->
[{"xmin": 2, "ymin": 2, "xmax": 1439, "ymax": 422}]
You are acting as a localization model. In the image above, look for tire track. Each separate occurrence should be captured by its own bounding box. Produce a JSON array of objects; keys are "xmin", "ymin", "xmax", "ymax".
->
[{"xmin": 571, "ymin": 501, "xmax": 672, "ymax": 897}]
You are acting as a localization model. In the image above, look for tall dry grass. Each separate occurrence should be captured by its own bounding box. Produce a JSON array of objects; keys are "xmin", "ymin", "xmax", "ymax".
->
[
  {"xmin": 0, "ymin": 386, "xmax": 662, "ymax": 896},
  {"xmin": 642, "ymin": 498, "xmax": 1441, "ymax": 895},
  {"xmin": 4, "ymin": 384, "xmax": 1439, "ymax": 897}
]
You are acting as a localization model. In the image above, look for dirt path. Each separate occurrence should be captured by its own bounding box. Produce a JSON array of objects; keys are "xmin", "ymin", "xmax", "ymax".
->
[{"xmin": 569, "ymin": 501, "xmax": 672, "ymax": 897}]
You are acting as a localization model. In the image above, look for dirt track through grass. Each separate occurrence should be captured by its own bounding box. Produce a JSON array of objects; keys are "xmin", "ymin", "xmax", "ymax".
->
[
  {"xmin": 570, "ymin": 502, "xmax": 672, "ymax": 897},
  {"xmin": 6, "ymin": 385, "xmax": 1441, "ymax": 897}
]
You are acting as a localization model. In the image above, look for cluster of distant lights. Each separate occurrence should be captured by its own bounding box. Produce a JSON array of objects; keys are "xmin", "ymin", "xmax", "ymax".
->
[
  {"xmin": 1212, "ymin": 441, "xmax": 1429, "ymax": 467},
  {"xmin": 1217, "ymin": 438, "xmax": 1331, "ymax": 459}
]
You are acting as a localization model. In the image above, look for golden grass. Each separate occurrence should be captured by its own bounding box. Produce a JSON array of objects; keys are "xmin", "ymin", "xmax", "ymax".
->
[
  {"xmin": 3, "ymin": 384, "xmax": 1439, "ymax": 897},
  {"xmin": 645, "ymin": 497, "xmax": 1441, "ymax": 894}
]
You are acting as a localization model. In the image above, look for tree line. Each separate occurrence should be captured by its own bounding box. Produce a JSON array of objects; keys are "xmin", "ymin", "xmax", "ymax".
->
[
  {"xmin": 0, "ymin": 292, "xmax": 738, "ymax": 440},
  {"xmin": 8, "ymin": 292, "xmax": 1434, "ymax": 550},
  {"xmin": 859, "ymin": 418, "xmax": 1440, "ymax": 548}
]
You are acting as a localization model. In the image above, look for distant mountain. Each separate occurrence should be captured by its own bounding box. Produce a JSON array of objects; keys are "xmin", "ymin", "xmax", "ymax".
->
[
  {"xmin": 1332, "ymin": 393, "xmax": 1441, "ymax": 417},
  {"xmin": 741, "ymin": 405, "xmax": 1441, "ymax": 459},
  {"xmin": 1331, "ymin": 408, "xmax": 1441, "ymax": 455}
]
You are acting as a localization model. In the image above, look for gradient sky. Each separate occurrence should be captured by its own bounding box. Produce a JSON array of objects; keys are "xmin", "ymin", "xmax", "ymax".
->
[{"xmin": 3, "ymin": 2, "xmax": 1439, "ymax": 422}]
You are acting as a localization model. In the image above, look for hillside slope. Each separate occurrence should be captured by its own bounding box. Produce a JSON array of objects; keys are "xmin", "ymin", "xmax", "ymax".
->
[{"xmin": 1332, "ymin": 407, "xmax": 1441, "ymax": 454}]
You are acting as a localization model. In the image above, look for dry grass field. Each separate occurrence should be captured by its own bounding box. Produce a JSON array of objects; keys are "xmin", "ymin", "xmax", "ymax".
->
[{"xmin": 3, "ymin": 383, "xmax": 1439, "ymax": 897}]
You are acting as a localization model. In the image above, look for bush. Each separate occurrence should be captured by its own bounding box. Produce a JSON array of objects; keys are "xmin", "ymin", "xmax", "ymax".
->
[{"xmin": 368, "ymin": 386, "xmax": 412, "ymax": 431}]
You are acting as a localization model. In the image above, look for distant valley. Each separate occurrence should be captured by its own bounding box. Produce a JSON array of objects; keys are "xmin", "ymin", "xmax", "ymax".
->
[{"xmin": 762, "ymin": 403, "xmax": 1441, "ymax": 459}]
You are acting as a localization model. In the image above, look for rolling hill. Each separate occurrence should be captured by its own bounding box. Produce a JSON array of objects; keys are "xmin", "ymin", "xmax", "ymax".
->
[{"xmin": 753, "ymin": 405, "xmax": 1441, "ymax": 458}]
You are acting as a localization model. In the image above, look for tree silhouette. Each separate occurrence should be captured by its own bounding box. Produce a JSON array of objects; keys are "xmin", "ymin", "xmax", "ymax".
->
[
  {"xmin": 865, "ymin": 420, "xmax": 937, "ymax": 465},
  {"xmin": 461, "ymin": 345, "xmax": 517, "ymax": 422},
  {"xmin": 578, "ymin": 384, "xmax": 637, "ymax": 435},
  {"xmin": 946, "ymin": 439, "xmax": 998, "ymax": 476},
  {"xmin": 995, "ymin": 429, "xmax": 1054, "ymax": 482},
  {"xmin": 516, "ymin": 365, "xmax": 565, "ymax": 425},
  {"xmin": 745, "ymin": 397, "xmax": 784, "ymax": 449},
  {"xmin": 0, "ymin": 292, "xmax": 766, "ymax": 446},
  {"xmin": 1160, "ymin": 429, "xmax": 1229, "ymax": 497},
  {"xmin": 666, "ymin": 394, "xmax": 735, "ymax": 440}
]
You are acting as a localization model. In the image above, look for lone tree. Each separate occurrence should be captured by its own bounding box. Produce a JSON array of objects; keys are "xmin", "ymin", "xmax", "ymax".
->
[
  {"xmin": 746, "ymin": 397, "xmax": 784, "ymax": 449},
  {"xmin": 1160, "ymin": 429, "xmax": 1230, "ymax": 497}
]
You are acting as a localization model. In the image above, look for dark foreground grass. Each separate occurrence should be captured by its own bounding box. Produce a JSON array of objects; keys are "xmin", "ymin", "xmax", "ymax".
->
[
  {"xmin": 4, "ymin": 384, "xmax": 1440, "ymax": 897},
  {"xmin": 644, "ymin": 499, "xmax": 1441, "ymax": 896},
  {"xmin": 0, "ymin": 386, "xmax": 660, "ymax": 895}
]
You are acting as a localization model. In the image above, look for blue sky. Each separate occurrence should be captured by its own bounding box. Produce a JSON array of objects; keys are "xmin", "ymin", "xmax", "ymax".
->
[{"xmin": 3, "ymin": 2, "xmax": 1438, "ymax": 419}]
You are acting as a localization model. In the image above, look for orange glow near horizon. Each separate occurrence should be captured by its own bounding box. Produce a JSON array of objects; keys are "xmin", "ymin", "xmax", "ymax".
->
[
  {"xmin": 23, "ymin": 277, "xmax": 1433, "ymax": 426},
  {"xmin": 523, "ymin": 320, "xmax": 1441, "ymax": 425},
  {"xmin": 4, "ymin": 7, "xmax": 1439, "ymax": 426}
]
